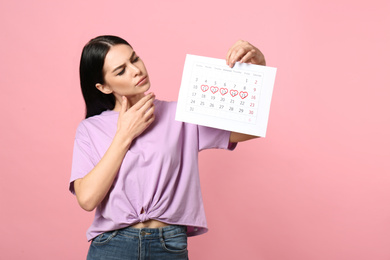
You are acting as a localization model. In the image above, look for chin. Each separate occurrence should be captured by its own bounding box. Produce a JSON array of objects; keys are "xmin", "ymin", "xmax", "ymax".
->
[{"xmin": 142, "ymin": 82, "xmax": 151, "ymax": 92}]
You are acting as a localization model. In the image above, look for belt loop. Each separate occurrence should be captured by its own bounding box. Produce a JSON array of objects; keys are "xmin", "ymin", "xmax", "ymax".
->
[{"xmin": 159, "ymin": 227, "xmax": 163, "ymax": 239}]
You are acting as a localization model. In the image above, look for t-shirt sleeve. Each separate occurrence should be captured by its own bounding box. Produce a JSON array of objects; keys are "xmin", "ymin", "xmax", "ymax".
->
[
  {"xmin": 197, "ymin": 124, "xmax": 237, "ymax": 151},
  {"xmin": 69, "ymin": 122, "xmax": 95, "ymax": 195}
]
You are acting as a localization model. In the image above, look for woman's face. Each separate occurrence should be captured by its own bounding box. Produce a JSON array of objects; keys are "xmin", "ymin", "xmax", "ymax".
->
[{"xmin": 97, "ymin": 44, "xmax": 150, "ymax": 104}]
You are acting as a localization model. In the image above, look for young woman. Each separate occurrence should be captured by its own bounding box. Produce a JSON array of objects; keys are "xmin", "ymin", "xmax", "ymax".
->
[{"xmin": 70, "ymin": 35, "xmax": 265, "ymax": 259}]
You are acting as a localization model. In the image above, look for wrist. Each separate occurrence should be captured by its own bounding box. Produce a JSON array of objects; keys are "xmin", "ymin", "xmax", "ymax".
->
[{"xmin": 114, "ymin": 129, "xmax": 133, "ymax": 150}]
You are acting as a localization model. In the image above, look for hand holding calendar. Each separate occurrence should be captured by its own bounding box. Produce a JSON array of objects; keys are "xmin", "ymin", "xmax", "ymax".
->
[
  {"xmin": 225, "ymin": 40, "xmax": 266, "ymax": 68},
  {"xmin": 175, "ymin": 41, "xmax": 276, "ymax": 137}
]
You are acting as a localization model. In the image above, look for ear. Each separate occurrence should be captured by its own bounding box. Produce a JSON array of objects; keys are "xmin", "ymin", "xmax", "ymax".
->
[{"xmin": 95, "ymin": 83, "xmax": 113, "ymax": 94}]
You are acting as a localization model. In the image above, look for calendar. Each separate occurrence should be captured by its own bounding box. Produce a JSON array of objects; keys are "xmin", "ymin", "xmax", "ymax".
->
[{"xmin": 175, "ymin": 54, "xmax": 276, "ymax": 137}]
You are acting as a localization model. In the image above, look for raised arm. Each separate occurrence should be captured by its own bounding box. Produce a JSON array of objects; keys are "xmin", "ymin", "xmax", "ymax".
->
[
  {"xmin": 225, "ymin": 40, "xmax": 266, "ymax": 143},
  {"xmin": 73, "ymin": 94, "xmax": 155, "ymax": 211}
]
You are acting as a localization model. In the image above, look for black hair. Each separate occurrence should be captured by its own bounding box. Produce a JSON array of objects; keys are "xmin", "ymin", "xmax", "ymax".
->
[{"xmin": 79, "ymin": 35, "xmax": 132, "ymax": 118}]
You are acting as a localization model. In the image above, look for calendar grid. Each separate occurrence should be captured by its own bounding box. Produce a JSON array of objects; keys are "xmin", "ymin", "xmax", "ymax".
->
[
  {"xmin": 185, "ymin": 62, "xmax": 264, "ymax": 125},
  {"xmin": 176, "ymin": 54, "xmax": 276, "ymax": 137}
]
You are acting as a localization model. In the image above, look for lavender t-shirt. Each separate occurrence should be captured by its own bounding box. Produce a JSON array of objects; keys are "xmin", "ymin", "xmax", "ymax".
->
[{"xmin": 70, "ymin": 100, "xmax": 235, "ymax": 241}]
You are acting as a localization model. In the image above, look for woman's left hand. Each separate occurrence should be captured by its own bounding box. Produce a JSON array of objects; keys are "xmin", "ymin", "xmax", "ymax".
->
[
  {"xmin": 226, "ymin": 40, "xmax": 266, "ymax": 143},
  {"xmin": 226, "ymin": 40, "xmax": 266, "ymax": 68}
]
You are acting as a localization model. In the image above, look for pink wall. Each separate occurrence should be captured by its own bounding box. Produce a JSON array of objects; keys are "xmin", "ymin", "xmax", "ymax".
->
[{"xmin": 1, "ymin": 0, "xmax": 389, "ymax": 259}]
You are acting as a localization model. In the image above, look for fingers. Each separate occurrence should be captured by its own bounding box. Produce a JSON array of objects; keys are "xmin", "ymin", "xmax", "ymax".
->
[
  {"xmin": 119, "ymin": 96, "xmax": 128, "ymax": 118},
  {"xmin": 124, "ymin": 93, "xmax": 155, "ymax": 128},
  {"xmin": 226, "ymin": 40, "xmax": 245, "ymax": 67},
  {"xmin": 239, "ymin": 50, "xmax": 256, "ymax": 64},
  {"xmin": 226, "ymin": 41, "xmax": 241, "ymax": 67},
  {"xmin": 117, "ymin": 94, "xmax": 156, "ymax": 140},
  {"xmin": 225, "ymin": 40, "xmax": 265, "ymax": 67},
  {"xmin": 230, "ymin": 48, "xmax": 246, "ymax": 66},
  {"xmin": 132, "ymin": 93, "xmax": 155, "ymax": 110},
  {"xmin": 144, "ymin": 103, "xmax": 155, "ymax": 125},
  {"xmin": 136, "ymin": 94, "xmax": 155, "ymax": 116}
]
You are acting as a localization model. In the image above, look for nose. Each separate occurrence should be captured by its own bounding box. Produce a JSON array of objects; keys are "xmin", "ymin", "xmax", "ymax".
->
[{"xmin": 129, "ymin": 63, "xmax": 142, "ymax": 76}]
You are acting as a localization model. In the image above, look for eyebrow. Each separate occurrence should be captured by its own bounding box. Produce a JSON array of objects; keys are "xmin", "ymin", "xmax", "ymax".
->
[{"xmin": 112, "ymin": 51, "xmax": 136, "ymax": 73}]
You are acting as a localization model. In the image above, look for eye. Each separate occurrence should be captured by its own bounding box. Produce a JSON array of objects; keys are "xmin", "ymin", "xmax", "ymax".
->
[
  {"xmin": 117, "ymin": 67, "xmax": 125, "ymax": 76},
  {"xmin": 132, "ymin": 56, "xmax": 140, "ymax": 63}
]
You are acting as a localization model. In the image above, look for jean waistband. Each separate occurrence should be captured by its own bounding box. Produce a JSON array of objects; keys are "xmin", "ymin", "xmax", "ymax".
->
[{"xmin": 118, "ymin": 225, "xmax": 187, "ymax": 239}]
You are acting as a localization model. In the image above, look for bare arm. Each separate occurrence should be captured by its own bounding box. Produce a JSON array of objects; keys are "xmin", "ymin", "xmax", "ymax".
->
[
  {"xmin": 226, "ymin": 40, "xmax": 266, "ymax": 143},
  {"xmin": 74, "ymin": 94, "xmax": 155, "ymax": 211},
  {"xmin": 229, "ymin": 132, "xmax": 258, "ymax": 143}
]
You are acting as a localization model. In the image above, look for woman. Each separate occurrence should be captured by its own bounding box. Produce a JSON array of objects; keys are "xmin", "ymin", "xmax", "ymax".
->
[{"xmin": 70, "ymin": 35, "xmax": 265, "ymax": 259}]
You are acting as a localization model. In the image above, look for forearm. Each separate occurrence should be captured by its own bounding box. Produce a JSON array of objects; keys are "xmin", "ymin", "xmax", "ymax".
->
[
  {"xmin": 74, "ymin": 132, "xmax": 132, "ymax": 211},
  {"xmin": 74, "ymin": 94, "xmax": 155, "ymax": 211},
  {"xmin": 229, "ymin": 132, "xmax": 259, "ymax": 143}
]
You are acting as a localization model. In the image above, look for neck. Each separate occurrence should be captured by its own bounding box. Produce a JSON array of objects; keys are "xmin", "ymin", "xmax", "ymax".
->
[{"xmin": 113, "ymin": 93, "xmax": 145, "ymax": 111}]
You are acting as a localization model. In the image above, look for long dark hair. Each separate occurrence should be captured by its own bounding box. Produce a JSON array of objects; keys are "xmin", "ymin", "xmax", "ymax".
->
[{"xmin": 79, "ymin": 35, "xmax": 132, "ymax": 118}]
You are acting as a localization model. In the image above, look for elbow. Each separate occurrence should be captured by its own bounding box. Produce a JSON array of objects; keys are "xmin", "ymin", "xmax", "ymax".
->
[
  {"xmin": 73, "ymin": 179, "xmax": 98, "ymax": 212},
  {"xmin": 77, "ymin": 196, "xmax": 97, "ymax": 212},
  {"xmin": 82, "ymin": 205, "xmax": 96, "ymax": 212}
]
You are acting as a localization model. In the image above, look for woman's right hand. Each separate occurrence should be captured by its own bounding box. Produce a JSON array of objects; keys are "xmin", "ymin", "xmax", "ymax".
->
[
  {"xmin": 116, "ymin": 93, "xmax": 156, "ymax": 144},
  {"xmin": 73, "ymin": 93, "xmax": 155, "ymax": 212}
]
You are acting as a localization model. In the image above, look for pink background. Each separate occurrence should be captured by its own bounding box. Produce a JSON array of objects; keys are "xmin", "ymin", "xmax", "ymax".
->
[{"xmin": 1, "ymin": 0, "xmax": 389, "ymax": 259}]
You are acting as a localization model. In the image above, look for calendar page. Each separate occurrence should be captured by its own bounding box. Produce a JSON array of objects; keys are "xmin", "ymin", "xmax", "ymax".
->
[{"xmin": 175, "ymin": 54, "xmax": 277, "ymax": 137}]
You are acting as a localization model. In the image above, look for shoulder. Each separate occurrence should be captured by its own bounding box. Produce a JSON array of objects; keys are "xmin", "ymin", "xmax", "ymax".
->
[
  {"xmin": 84, "ymin": 110, "xmax": 118, "ymax": 127},
  {"xmin": 74, "ymin": 111, "xmax": 118, "ymax": 139},
  {"xmin": 154, "ymin": 99, "xmax": 178, "ymax": 119},
  {"xmin": 154, "ymin": 99, "xmax": 177, "ymax": 111}
]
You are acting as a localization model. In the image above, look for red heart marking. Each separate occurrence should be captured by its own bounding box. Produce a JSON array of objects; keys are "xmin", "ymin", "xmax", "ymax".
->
[
  {"xmin": 230, "ymin": 89, "xmax": 238, "ymax": 97},
  {"xmin": 210, "ymin": 86, "xmax": 219, "ymax": 94},
  {"xmin": 239, "ymin": 91, "xmax": 248, "ymax": 99},
  {"xmin": 201, "ymin": 85, "xmax": 209, "ymax": 92},
  {"xmin": 220, "ymin": 88, "xmax": 228, "ymax": 95}
]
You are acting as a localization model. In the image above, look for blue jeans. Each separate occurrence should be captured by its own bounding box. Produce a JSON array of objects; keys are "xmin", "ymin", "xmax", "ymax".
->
[{"xmin": 86, "ymin": 225, "xmax": 188, "ymax": 260}]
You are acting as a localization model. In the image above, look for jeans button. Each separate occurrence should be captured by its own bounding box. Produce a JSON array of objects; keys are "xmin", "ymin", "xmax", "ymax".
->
[{"xmin": 140, "ymin": 231, "xmax": 146, "ymax": 236}]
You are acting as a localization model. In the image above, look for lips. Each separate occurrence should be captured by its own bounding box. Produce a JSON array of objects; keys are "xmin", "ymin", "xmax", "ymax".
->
[{"xmin": 136, "ymin": 76, "xmax": 148, "ymax": 86}]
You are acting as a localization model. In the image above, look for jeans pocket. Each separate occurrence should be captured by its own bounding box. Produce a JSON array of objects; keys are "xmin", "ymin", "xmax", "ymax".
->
[
  {"xmin": 92, "ymin": 230, "xmax": 119, "ymax": 246},
  {"xmin": 160, "ymin": 233, "xmax": 188, "ymax": 253}
]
